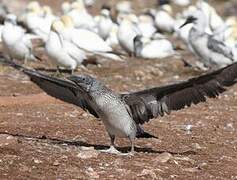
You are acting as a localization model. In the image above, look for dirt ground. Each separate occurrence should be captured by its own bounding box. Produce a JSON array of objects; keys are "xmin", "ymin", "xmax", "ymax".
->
[{"xmin": 0, "ymin": 0, "xmax": 237, "ymax": 179}]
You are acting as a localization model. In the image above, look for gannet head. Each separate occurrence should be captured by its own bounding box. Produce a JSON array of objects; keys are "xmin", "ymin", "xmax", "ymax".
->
[
  {"xmin": 71, "ymin": 1, "xmax": 85, "ymax": 12},
  {"xmin": 61, "ymin": 15, "xmax": 74, "ymax": 29},
  {"xmin": 51, "ymin": 20, "xmax": 64, "ymax": 33},
  {"xmin": 100, "ymin": 5, "xmax": 111, "ymax": 17},
  {"xmin": 67, "ymin": 75, "xmax": 103, "ymax": 92},
  {"xmin": 161, "ymin": 4, "xmax": 173, "ymax": 15},
  {"xmin": 26, "ymin": 1, "xmax": 41, "ymax": 14},
  {"xmin": 61, "ymin": 2, "xmax": 71, "ymax": 14},
  {"xmin": 116, "ymin": 1, "xmax": 132, "ymax": 14},
  {"xmin": 180, "ymin": 16, "xmax": 198, "ymax": 28},
  {"xmin": 42, "ymin": 6, "xmax": 53, "ymax": 15},
  {"xmin": 122, "ymin": 14, "xmax": 138, "ymax": 25},
  {"xmin": 5, "ymin": 14, "xmax": 17, "ymax": 25}
]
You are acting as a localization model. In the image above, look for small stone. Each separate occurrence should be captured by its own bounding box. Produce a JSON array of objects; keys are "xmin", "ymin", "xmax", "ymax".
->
[
  {"xmin": 86, "ymin": 167, "xmax": 99, "ymax": 179},
  {"xmin": 33, "ymin": 159, "xmax": 42, "ymax": 164},
  {"xmin": 77, "ymin": 150, "xmax": 98, "ymax": 159},
  {"xmin": 154, "ymin": 152, "xmax": 172, "ymax": 163},
  {"xmin": 183, "ymin": 167, "xmax": 199, "ymax": 172},
  {"xmin": 80, "ymin": 146, "xmax": 95, "ymax": 151},
  {"xmin": 138, "ymin": 169, "xmax": 157, "ymax": 179},
  {"xmin": 0, "ymin": 134, "xmax": 18, "ymax": 147},
  {"xmin": 197, "ymin": 162, "xmax": 208, "ymax": 170},
  {"xmin": 192, "ymin": 143, "xmax": 202, "ymax": 150},
  {"xmin": 53, "ymin": 160, "xmax": 60, "ymax": 166}
]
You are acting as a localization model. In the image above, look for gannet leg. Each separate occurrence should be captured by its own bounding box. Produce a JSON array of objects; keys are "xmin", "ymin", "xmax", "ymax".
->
[{"xmin": 99, "ymin": 135, "xmax": 121, "ymax": 155}]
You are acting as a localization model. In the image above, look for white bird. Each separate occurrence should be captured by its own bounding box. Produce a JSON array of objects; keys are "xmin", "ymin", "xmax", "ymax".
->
[
  {"xmin": 137, "ymin": 13, "xmax": 157, "ymax": 38},
  {"xmin": 155, "ymin": 5, "xmax": 175, "ymax": 33},
  {"xmin": 196, "ymin": 0, "xmax": 224, "ymax": 32},
  {"xmin": 172, "ymin": 0, "xmax": 190, "ymax": 6},
  {"xmin": 97, "ymin": 6, "xmax": 114, "ymax": 40},
  {"xmin": 1, "ymin": 14, "xmax": 41, "ymax": 63},
  {"xmin": 105, "ymin": 23, "xmax": 119, "ymax": 48},
  {"xmin": 133, "ymin": 35, "xmax": 175, "ymax": 59},
  {"xmin": 59, "ymin": 15, "xmax": 122, "ymax": 61},
  {"xmin": 117, "ymin": 14, "xmax": 141, "ymax": 56},
  {"xmin": 45, "ymin": 20, "xmax": 86, "ymax": 73},
  {"xmin": 23, "ymin": 2, "xmax": 56, "ymax": 42},
  {"xmin": 66, "ymin": 1, "xmax": 97, "ymax": 32},
  {"xmin": 180, "ymin": 12, "xmax": 235, "ymax": 69}
]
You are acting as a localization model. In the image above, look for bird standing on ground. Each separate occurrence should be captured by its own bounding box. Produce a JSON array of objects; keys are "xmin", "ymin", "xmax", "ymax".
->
[
  {"xmin": 1, "ymin": 14, "xmax": 41, "ymax": 64},
  {"xmin": 45, "ymin": 20, "xmax": 86, "ymax": 73},
  {"xmin": 180, "ymin": 12, "xmax": 235, "ymax": 69},
  {"xmin": 3, "ymin": 59, "xmax": 237, "ymax": 155},
  {"xmin": 117, "ymin": 14, "xmax": 141, "ymax": 56}
]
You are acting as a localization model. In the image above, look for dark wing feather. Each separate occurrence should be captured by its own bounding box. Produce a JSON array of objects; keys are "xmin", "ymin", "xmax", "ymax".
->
[
  {"xmin": 122, "ymin": 62, "xmax": 237, "ymax": 125},
  {"xmin": 0, "ymin": 59, "xmax": 100, "ymax": 118},
  {"xmin": 22, "ymin": 69, "xmax": 99, "ymax": 118},
  {"xmin": 207, "ymin": 36, "xmax": 234, "ymax": 61}
]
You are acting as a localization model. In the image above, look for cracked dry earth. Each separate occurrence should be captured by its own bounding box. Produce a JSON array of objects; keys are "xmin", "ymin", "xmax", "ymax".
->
[{"xmin": 0, "ymin": 0, "xmax": 237, "ymax": 179}]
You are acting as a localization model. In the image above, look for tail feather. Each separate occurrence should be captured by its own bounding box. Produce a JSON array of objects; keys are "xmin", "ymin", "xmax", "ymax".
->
[{"xmin": 136, "ymin": 125, "xmax": 157, "ymax": 138}]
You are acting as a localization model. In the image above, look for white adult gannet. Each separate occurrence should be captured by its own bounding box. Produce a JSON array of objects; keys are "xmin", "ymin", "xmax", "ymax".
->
[
  {"xmin": 97, "ymin": 6, "xmax": 114, "ymax": 40},
  {"xmin": 23, "ymin": 2, "xmax": 56, "ymax": 42},
  {"xmin": 180, "ymin": 12, "xmax": 235, "ymax": 69},
  {"xmin": 137, "ymin": 13, "xmax": 157, "ymax": 38},
  {"xmin": 196, "ymin": 0, "xmax": 224, "ymax": 32},
  {"xmin": 60, "ymin": 15, "xmax": 122, "ymax": 61},
  {"xmin": 133, "ymin": 34, "xmax": 175, "ymax": 59},
  {"xmin": 66, "ymin": 1, "xmax": 97, "ymax": 32},
  {"xmin": 105, "ymin": 24, "xmax": 119, "ymax": 48},
  {"xmin": 172, "ymin": 0, "xmax": 190, "ymax": 6},
  {"xmin": 155, "ymin": 5, "xmax": 175, "ymax": 33},
  {"xmin": 1, "ymin": 14, "xmax": 41, "ymax": 63},
  {"xmin": 117, "ymin": 14, "xmax": 141, "ymax": 56},
  {"xmin": 45, "ymin": 20, "xmax": 86, "ymax": 73}
]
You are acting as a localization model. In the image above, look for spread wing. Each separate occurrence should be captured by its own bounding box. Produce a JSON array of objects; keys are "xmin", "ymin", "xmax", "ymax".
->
[
  {"xmin": 22, "ymin": 69, "xmax": 99, "ymax": 118},
  {"xmin": 122, "ymin": 62, "xmax": 237, "ymax": 125},
  {"xmin": 3, "ymin": 60, "xmax": 99, "ymax": 118},
  {"xmin": 207, "ymin": 36, "xmax": 234, "ymax": 61}
]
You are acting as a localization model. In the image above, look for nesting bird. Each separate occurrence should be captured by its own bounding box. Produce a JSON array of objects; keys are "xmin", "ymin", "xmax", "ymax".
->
[
  {"xmin": 1, "ymin": 14, "xmax": 41, "ymax": 64},
  {"xmin": 133, "ymin": 34, "xmax": 174, "ymax": 59},
  {"xmin": 117, "ymin": 14, "xmax": 141, "ymax": 56}
]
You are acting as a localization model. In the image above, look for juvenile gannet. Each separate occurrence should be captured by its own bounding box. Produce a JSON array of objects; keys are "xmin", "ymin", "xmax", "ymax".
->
[{"xmin": 4, "ymin": 60, "xmax": 237, "ymax": 155}]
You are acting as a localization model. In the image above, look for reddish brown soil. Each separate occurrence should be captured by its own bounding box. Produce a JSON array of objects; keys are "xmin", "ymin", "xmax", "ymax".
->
[{"xmin": 0, "ymin": 0, "xmax": 236, "ymax": 179}]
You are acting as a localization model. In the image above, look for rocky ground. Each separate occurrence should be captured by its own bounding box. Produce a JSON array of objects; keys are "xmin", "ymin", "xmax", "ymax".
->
[{"xmin": 0, "ymin": 0, "xmax": 237, "ymax": 179}]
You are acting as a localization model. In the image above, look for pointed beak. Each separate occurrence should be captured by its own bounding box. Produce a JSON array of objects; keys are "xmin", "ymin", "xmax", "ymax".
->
[{"xmin": 179, "ymin": 20, "xmax": 190, "ymax": 29}]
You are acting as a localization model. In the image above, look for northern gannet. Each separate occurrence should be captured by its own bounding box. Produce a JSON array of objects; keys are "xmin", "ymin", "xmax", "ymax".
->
[
  {"xmin": 45, "ymin": 20, "xmax": 86, "ymax": 73},
  {"xmin": 117, "ymin": 14, "xmax": 141, "ymax": 56},
  {"xmin": 181, "ymin": 12, "xmax": 235, "ymax": 69},
  {"xmin": 4, "ymin": 60, "xmax": 237, "ymax": 155},
  {"xmin": 1, "ymin": 14, "xmax": 41, "ymax": 63},
  {"xmin": 134, "ymin": 35, "xmax": 174, "ymax": 59}
]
